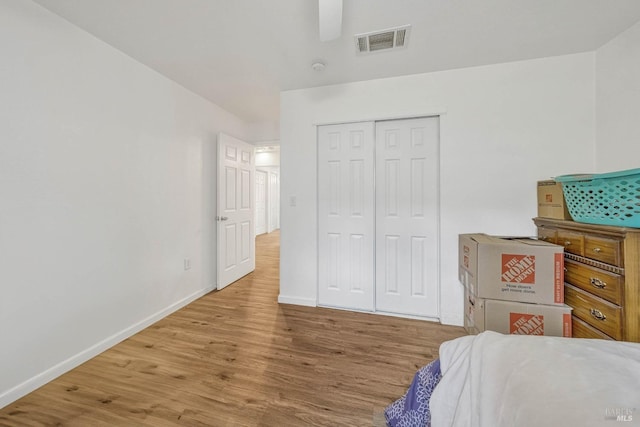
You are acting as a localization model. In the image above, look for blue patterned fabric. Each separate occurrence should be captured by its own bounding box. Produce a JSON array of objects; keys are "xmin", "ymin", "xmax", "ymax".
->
[{"xmin": 384, "ymin": 358, "xmax": 442, "ymax": 427}]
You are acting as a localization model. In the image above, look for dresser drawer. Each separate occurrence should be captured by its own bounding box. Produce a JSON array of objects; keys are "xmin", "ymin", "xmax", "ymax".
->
[
  {"xmin": 557, "ymin": 230, "xmax": 583, "ymax": 256},
  {"xmin": 537, "ymin": 228, "xmax": 557, "ymax": 244},
  {"xmin": 565, "ymin": 284, "xmax": 622, "ymax": 340},
  {"xmin": 571, "ymin": 316, "xmax": 614, "ymax": 340},
  {"xmin": 564, "ymin": 259, "xmax": 623, "ymax": 305},
  {"xmin": 584, "ymin": 235, "xmax": 623, "ymax": 267}
]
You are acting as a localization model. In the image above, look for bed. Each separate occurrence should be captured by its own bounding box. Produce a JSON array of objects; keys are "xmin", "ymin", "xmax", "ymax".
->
[{"xmin": 385, "ymin": 331, "xmax": 640, "ymax": 427}]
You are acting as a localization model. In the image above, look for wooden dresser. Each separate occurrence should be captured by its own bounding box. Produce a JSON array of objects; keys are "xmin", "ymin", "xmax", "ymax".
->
[{"xmin": 534, "ymin": 218, "xmax": 640, "ymax": 342}]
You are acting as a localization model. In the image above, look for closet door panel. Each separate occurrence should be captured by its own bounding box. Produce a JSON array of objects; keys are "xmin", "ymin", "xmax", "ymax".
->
[
  {"xmin": 318, "ymin": 122, "xmax": 375, "ymax": 311},
  {"xmin": 375, "ymin": 117, "xmax": 439, "ymax": 317}
]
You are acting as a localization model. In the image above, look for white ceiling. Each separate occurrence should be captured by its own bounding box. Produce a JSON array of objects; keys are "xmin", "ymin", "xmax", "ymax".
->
[{"xmin": 32, "ymin": 0, "xmax": 640, "ymax": 126}]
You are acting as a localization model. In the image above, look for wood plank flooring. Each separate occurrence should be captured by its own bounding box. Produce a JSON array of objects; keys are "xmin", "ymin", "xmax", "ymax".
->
[{"xmin": 0, "ymin": 231, "xmax": 466, "ymax": 426}]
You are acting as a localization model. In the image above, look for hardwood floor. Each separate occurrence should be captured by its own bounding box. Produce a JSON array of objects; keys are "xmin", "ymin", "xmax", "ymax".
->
[{"xmin": 0, "ymin": 231, "xmax": 466, "ymax": 426}]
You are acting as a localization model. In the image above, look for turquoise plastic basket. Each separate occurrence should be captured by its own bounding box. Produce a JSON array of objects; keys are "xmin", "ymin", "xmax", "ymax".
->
[{"xmin": 554, "ymin": 168, "xmax": 640, "ymax": 228}]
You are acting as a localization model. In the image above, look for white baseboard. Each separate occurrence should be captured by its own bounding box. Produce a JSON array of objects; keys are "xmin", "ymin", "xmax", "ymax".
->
[
  {"xmin": 316, "ymin": 304, "xmax": 441, "ymax": 323},
  {"xmin": 374, "ymin": 310, "xmax": 440, "ymax": 323},
  {"xmin": 277, "ymin": 294, "xmax": 317, "ymax": 307},
  {"xmin": 0, "ymin": 285, "xmax": 215, "ymax": 410},
  {"xmin": 440, "ymin": 312, "xmax": 464, "ymax": 326}
]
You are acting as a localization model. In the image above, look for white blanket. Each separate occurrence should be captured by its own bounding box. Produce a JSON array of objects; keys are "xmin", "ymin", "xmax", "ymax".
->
[{"xmin": 430, "ymin": 331, "xmax": 640, "ymax": 427}]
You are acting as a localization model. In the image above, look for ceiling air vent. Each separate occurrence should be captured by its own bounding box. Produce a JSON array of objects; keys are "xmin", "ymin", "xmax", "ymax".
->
[{"xmin": 355, "ymin": 25, "xmax": 410, "ymax": 54}]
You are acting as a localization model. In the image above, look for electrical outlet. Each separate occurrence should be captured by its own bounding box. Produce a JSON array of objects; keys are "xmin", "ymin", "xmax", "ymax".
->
[{"xmin": 184, "ymin": 258, "xmax": 191, "ymax": 270}]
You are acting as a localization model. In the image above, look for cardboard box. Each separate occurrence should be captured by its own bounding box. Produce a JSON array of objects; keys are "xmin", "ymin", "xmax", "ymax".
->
[
  {"xmin": 464, "ymin": 287, "xmax": 572, "ymax": 337},
  {"xmin": 459, "ymin": 234, "xmax": 564, "ymax": 305},
  {"xmin": 537, "ymin": 180, "xmax": 572, "ymax": 220},
  {"xmin": 464, "ymin": 285, "xmax": 484, "ymax": 332}
]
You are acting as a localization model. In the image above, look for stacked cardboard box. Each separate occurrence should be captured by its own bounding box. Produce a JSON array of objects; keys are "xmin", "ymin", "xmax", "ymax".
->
[
  {"xmin": 459, "ymin": 233, "xmax": 572, "ymax": 337},
  {"xmin": 537, "ymin": 180, "xmax": 572, "ymax": 220}
]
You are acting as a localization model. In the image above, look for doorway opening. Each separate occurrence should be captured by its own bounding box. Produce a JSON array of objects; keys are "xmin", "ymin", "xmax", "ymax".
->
[{"xmin": 255, "ymin": 144, "xmax": 280, "ymax": 236}]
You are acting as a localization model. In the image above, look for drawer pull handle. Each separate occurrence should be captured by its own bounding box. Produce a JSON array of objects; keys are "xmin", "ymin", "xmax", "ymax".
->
[
  {"xmin": 590, "ymin": 308, "xmax": 606, "ymax": 321},
  {"xmin": 593, "ymin": 247, "xmax": 602, "ymax": 253},
  {"xmin": 564, "ymin": 241, "xmax": 572, "ymax": 246},
  {"xmin": 590, "ymin": 277, "xmax": 607, "ymax": 289}
]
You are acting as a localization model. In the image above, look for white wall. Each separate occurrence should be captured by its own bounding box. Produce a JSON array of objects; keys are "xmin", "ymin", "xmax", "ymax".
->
[
  {"xmin": 596, "ymin": 20, "xmax": 640, "ymax": 171},
  {"xmin": 279, "ymin": 53, "xmax": 596, "ymax": 325},
  {"xmin": 0, "ymin": 0, "xmax": 249, "ymax": 407},
  {"xmin": 247, "ymin": 121, "xmax": 280, "ymax": 143}
]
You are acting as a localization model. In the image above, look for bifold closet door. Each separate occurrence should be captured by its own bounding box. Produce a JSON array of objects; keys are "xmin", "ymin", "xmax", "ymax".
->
[
  {"xmin": 375, "ymin": 117, "xmax": 439, "ymax": 317},
  {"xmin": 318, "ymin": 122, "xmax": 375, "ymax": 311}
]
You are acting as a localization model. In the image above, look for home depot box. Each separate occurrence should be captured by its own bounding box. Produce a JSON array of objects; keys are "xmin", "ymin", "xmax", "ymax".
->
[
  {"xmin": 537, "ymin": 180, "xmax": 572, "ymax": 220},
  {"xmin": 464, "ymin": 287, "xmax": 572, "ymax": 337},
  {"xmin": 464, "ymin": 285, "xmax": 483, "ymax": 333},
  {"xmin": 459, "ymin": 233, "xmax": 564, "ymax": 305}
]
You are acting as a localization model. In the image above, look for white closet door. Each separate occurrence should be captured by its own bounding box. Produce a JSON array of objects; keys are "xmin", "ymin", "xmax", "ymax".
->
[
  {"xmin": 375, "ymin": 117, "xmax": 439, "ymax": 317},
  {"xmin": 318, "ymin": 122, "xmax": 375, "ymax": 311}
]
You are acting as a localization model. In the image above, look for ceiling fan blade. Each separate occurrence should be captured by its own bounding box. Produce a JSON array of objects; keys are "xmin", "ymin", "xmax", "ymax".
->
[{"xmin": 319, "ymin": 0, "xmax": 342, "ymax": 41}]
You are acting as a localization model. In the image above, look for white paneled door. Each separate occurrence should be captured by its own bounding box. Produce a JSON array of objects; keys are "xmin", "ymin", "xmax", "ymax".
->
[
  {"xmin": 217, "ymin": 133, "xmax": 255, "ymax": 290},
  {"xmin": 318, "ymin": 122, "xmax": 375, "ymax": 311},
  {"xmin": 317, "ymin": 117, "xmax": 439, "ymax": 318},
  {"xmin": 375, "ymin": 117, "xmax": 439, "ymax": 317}
]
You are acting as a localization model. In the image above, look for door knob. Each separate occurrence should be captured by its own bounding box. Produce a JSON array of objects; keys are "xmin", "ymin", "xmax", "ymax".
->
[{"xmin": 216, "ymin": 216, "xmax": 229, "ymax": 221}]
